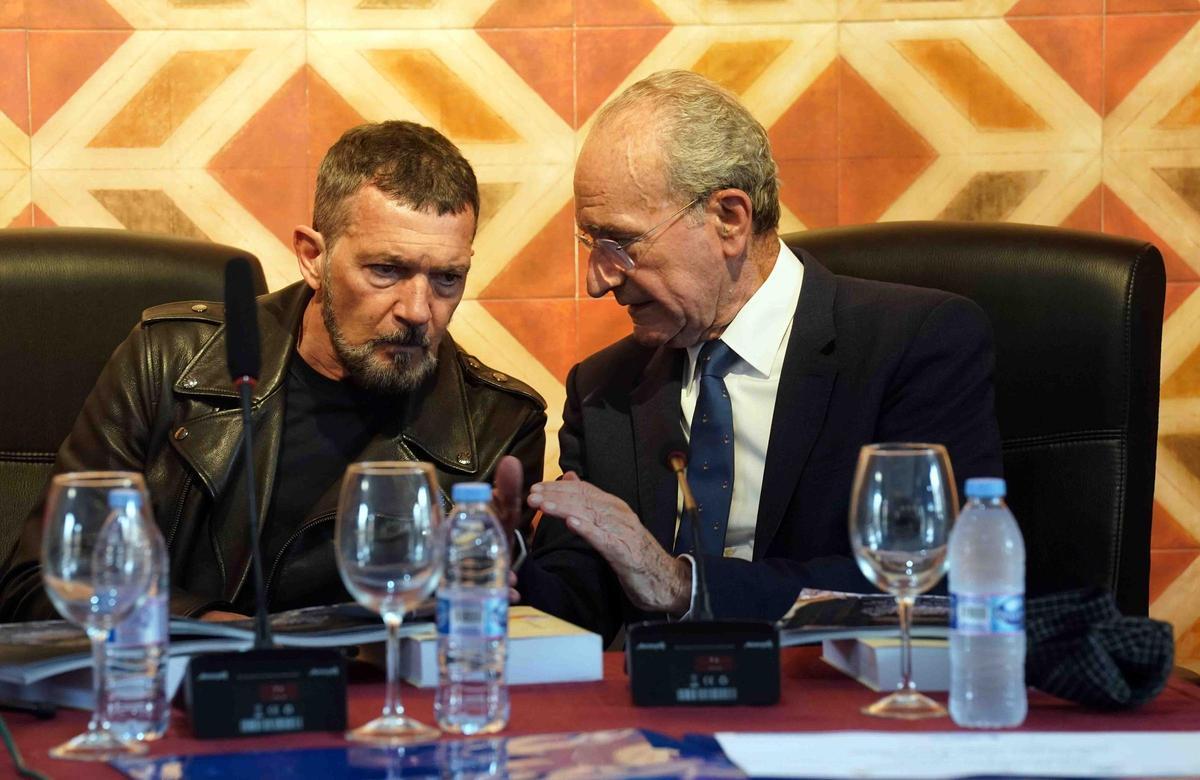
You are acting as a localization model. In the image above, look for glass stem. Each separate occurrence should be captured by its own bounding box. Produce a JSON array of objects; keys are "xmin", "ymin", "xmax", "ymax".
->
[
  {"xmin": 383, "ymin": 613, "xmax": 405, "ymax": 719},
  {"xmin": 87, "ymin": 628, "xmax": 111, "ymax": 734},
  {"xmin": 897, "ymin": 594, "xmax": 916, "ymax": 693}
]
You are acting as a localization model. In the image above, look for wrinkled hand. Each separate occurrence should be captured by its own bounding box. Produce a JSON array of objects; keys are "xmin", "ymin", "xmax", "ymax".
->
[
  {"xmin": 527, "ymin": 475, "xmax": 691, "ymax": 615},
  {"xmin": 492, "ymin": 455, "xmax": 524, "ymax": 603}
]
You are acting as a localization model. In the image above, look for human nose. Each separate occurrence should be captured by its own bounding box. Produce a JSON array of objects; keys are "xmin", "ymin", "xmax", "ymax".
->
[
  {"xmin": 586, "ymin": 250, "xmax": 625, "ymax": 298},
  {"xmin": 391, "ymin": 278, "xmax": 433, "ymax": 325}
]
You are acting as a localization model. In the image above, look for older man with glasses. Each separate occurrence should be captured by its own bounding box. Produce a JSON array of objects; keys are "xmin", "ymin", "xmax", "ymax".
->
[{"xmin": 503, "ymin": 70, "xmax": 1003, "ymax": 645}]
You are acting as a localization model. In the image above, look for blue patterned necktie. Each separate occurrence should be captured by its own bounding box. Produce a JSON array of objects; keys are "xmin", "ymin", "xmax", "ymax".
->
[{"xmin": 676, "ymin": 339, "xmax": 739, "ymax": 557}]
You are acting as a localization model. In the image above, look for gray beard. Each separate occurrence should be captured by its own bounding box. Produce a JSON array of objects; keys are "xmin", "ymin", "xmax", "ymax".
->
[{"xmin": 320, "ymin": 282, "xmax": 438, "ymax": 394}]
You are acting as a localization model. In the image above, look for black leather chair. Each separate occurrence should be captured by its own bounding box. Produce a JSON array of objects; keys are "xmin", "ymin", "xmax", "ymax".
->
[
  {"xmin": 783, "ymin": 222, "xmax": 1164, "ymax": 616},
  {"xmin": 0, "ymin": 228, "xmax": 267, "ymax": 567}
]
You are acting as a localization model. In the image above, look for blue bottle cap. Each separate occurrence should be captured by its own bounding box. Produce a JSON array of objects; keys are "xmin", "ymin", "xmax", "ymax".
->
[
  {"xmin": 452, "ymin": 482, "xmax": 492, "ymax": 503},
  {"xmin": 107, "ymin": 488, "xmax": 142, "ymax": 509},
  {"xmin": 965, "ymin": 477, "xmax": 1006, "ymax": 499}
]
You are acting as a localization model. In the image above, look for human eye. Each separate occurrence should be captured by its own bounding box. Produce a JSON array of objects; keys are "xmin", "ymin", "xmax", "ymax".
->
[
  {"xmin": 367, "ymin": 263, "xmax": 402, "ymax": 280},
  {"xmin": 431, "ymin": 269, "xmax": 466, "ymax": 293}
]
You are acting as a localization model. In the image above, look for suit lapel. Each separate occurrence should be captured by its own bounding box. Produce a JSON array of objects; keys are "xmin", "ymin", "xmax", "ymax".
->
[
  {"xmin": 754, "ymin": 254, "xmax": 839, "ymax": 558},
  {"xmin": 630, "ymin": 346, "xmax": 685, "ymax": 553}
]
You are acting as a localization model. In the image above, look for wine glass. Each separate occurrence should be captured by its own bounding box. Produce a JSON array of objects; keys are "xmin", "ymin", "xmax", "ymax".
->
[
  {"xmin": 41, "ymin": 471, "xmax": 155, "ymax": 760},
  {"xmin": 335, "ymin": 461, "xmax": 444, "ymax": 744},
  {"xmin": 849, "ymin": 443, "xmax": 957, "ymax": 719}
]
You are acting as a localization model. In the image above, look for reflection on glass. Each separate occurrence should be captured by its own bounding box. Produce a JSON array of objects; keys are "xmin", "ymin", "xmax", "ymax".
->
[
  {"xmin": 336, "ymin": 461, "xmax": 443, "ymax": 745},
  {"xmin": 41, "ymin": 472, "xmax": 155, "ymax": 760},
  {"xmin": 849, "ymin": 443, "xmax": 957, "ymax": 719}
]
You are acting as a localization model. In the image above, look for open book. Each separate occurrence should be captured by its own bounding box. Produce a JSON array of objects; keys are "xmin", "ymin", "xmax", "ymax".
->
[
  {"xmin": 0, "ymin": 601, "xmax": 433, "ymax": 709},
  {"xmin": 777, "ymin": 589, "xmax": 950, "ymax": 646}
]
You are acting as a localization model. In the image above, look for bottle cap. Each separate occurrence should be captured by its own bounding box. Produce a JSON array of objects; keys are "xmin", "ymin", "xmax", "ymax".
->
[
  {"xmin": 107, "ymin": 488, "xmax": 142, "ymax": 509},
  {"xmin": 965, "ymin": 477, "xmax": 1006, "ymax": 499},
  {"xmin": 452, "ymin": 482, "xmax": 492, "ymax": 503}
]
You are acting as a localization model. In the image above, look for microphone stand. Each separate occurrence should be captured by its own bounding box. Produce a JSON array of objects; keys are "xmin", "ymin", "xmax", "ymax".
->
[{"xmin": 235, "ymin": 375, "xmax": 272, "ymax": 650}]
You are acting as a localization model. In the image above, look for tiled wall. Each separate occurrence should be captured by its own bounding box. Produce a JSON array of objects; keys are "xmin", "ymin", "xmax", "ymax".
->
[{"xmin": 0, "ymin": 0, "xmax": 1198, "ymax": 661}]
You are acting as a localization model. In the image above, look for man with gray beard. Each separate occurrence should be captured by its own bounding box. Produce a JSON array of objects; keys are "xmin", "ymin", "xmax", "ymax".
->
[{"xmin": 0, "ymin": 121, "xmax": 547, "ymax": 622}]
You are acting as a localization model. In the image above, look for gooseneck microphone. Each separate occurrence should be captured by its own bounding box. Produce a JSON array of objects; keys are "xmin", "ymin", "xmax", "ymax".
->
[
  {"xmin": 186, "ymin": 259, "xmax": 348, "ymax": 739},
  {"xmin": 223, "ymin": 257, "xmax": 271, "ymax": 650},
  {"xmin": 664, "ymin": 446, "xmax": 713, "ymax": 622}
]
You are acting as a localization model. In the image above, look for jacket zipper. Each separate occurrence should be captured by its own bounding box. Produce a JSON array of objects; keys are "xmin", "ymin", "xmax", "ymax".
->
[
  {"xmin": 263, "ymin": 511, "xmax": 336, "ymax": 607},
  {"xmin": 165, "ymin": 475, "xmax": 192, "ymax": 549}
]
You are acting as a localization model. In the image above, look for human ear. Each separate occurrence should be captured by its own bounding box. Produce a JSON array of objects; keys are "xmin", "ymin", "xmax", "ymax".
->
[{"xmin": 293, "ymin": 226, "xmax": 327, "ymax": 291}]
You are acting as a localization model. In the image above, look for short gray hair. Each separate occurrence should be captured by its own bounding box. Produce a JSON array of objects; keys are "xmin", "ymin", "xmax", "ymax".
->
[
  {"xmin": 594, "ymin": 70, "xmax": 780, "ymax": 234},
  {"xmin": 314, "ymin": 121, "xmax": 479, "ymax": 248}
]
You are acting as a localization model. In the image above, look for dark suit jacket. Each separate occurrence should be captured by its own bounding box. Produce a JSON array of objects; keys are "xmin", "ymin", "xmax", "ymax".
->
[{"xmin": 519, "ymin": 253, "xmax": 1003, "ymax": 644}]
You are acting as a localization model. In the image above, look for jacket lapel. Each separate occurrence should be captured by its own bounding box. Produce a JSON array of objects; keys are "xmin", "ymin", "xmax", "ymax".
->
[
  {"xmin": 630, "ymin": 346, "xmax": 685, "ymax": 553},
  {"xmin": 167, "ymin": 284, "xmax": 303, "ymax": 600},
  {"xmin": 753, "ymin": 253, "xmax": 839, "ymax": 558}
]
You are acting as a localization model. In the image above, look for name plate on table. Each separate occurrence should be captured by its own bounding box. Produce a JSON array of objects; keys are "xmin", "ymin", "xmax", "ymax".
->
[{"xmin": 626, "ymin": 620, "xmax": 779, "ymax": 706}]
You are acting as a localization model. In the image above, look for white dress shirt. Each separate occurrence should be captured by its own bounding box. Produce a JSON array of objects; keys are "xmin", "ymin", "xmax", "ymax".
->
[{"xmin": 677, "ymin": 241, "xmax": 805, "ymax": 563}]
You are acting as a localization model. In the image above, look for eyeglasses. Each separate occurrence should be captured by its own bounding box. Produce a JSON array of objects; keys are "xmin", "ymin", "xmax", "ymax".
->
[{"xmin": 576, "ymin": 198, "xmax": 700, "ymax": 273}]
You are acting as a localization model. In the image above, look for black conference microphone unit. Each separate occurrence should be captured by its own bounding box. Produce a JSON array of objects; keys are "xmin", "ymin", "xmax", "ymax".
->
[
  {"xmin": 184, "ymin": 257, "xmax": 348, "ymax": 739},
  {"xmin": 625, "ymin": 444, "xmax": 780, "ymax": 706}
]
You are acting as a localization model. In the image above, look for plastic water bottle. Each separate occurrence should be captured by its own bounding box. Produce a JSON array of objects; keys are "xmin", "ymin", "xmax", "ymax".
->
[
  {"xmin": 103, "ymin": 488, "xmax": 171, "ymax": 741},
  {"xmin": 948, "ymin": 477, "xmax": 1027, "ymax": 728},
  {"xmin": 435, "ymin": 482, "xmax": 510, "ymax": 735}
]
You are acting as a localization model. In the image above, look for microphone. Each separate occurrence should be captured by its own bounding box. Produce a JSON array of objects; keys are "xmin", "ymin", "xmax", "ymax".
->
[
  {"xmin": 224, "ymin": 257, "xmax": 261, "ymax": 386},
  {"xmin": 662, "ymin": 445, "xmax": 713, "ymax": 621},
  {"xmin": 223, "ymin": 257, "xmax": 270, "ymax": 649},
  {"xmin": 186, "ymin": 258, "xmax": 348, "ymax": 739}
]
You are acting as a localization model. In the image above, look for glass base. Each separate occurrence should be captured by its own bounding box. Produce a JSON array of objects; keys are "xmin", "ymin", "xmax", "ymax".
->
[
  {"xmin": 862, "ymin": 690, "xmax": 947, "ymax": 720},
  {"xmin": 49, "ymin": 728, "xmax": 148, "ymax": 761},
  {"xmin": 346, "ymin": 715, "xmax": 440, "ymax": 746}
]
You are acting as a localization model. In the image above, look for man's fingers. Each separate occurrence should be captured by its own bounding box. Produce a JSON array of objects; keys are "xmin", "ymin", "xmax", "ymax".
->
[
  {"xmin": 492, "ymin": 455, "xmax": 524, "ymax": 535},
  {"xmin": 509, "ymin": 587, "xmax": 521, "ymax": 604},
  {"xmin": 561, "ymin": 471, "xmax": 581, "ymax": 482}
]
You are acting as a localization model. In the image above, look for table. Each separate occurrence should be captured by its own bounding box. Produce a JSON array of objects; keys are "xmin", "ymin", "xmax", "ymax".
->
[{"xmin": 7, "ymin": 648, "xmax": 1200, "ymax": 779}]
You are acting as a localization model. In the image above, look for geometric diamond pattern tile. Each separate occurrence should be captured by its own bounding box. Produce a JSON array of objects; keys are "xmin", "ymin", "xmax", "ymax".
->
[
  {"xmin": 1104, "ymin": 13, "xmax": 1197, "ymax": 118},
  {"xmin": 1007, "ymin": 0, "xmax": 1101, "ymax": 14},
  {"xmin": 475, "ymin": 0, "xmax": 572, "ymax": 27},
  {"xmin": 575, "ymin": 0, "xmax": 672, "ymax": 26},
  {"xmin": 4, "ymin": 0, "xmax": 1200, "ymax": 661},
  {"xmin": 477, "ymin": 28, "xmax": 574, "ymax": 126},
  {"xmin": 576, "ymin": 26, "xmax": 673, "ymax": 128},
  {"xmin": 1165, "ymin": 282, "xmax": 1199, "ymax": 320},
  {"xmin": 939, "ymin": 170, "xmax": 1048, "ymax": 221},
  {"xmin": 91, "ymin": 188, "xmax": 208, "ymax": 238},
  {"xmin": 27, "ymin": 0, "xmax": 130, "ymax": 30},
  {"xmin": 1152, "ymin": 499, "xmax": 1200, "ymax": 549},
  {"xmin": 89, "ymin": 50, "xmax": 251, "ymax": 148},
  {"xmin": 895, "ymin": 39, "xmax": 1047, "ymax": 131},
  {"xmin": 28, "ymin": 30, "xmax": 132, "ymax": 134},
  {"xmin": 1007, "ymin": 15, "xmax": 1103, "ymax": 115},
  {"xmin": 0, "ymin": 32, "xmax": 30, "ymax": 136},
  {"xmin": 1060, "ymin": 184, "xmax": 1102, "ymax": 230}
]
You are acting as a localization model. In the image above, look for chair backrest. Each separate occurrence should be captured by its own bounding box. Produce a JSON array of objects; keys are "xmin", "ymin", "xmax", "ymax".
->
[
  {"xmin": 0, "ymin": 228, "xmax": 268, "ymax": 565},
  {"xmin": 783, "ymin": 221, "xmax": 1164, "ymax": 616}
]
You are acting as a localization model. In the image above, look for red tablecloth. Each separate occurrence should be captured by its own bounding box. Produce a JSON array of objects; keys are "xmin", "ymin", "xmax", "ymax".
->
[{"xmin": 7, "ymin": 648, "xmax": 1200, "ymax": 779}]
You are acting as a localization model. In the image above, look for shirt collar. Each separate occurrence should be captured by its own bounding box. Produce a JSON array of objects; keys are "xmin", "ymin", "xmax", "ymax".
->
[{"xmin": 686, "ymin": 240, "xmax": 805, "ymax": 380}]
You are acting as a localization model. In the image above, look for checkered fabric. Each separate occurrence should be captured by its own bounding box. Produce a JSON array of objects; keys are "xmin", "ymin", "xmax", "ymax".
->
[{"xmin": 1026, "ymin": 588, "xmax": 1175, "ymax": 709}]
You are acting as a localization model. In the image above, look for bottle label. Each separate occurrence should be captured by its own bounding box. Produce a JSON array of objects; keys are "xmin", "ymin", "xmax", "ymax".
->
[
  {"xmin": 109, "ymin": 591, "xmax": 168, "ymax": 648},
  {"xmin": 436, "ymin": 592, "xmax": 507, "ymax": 639},
  {"xmin": 950, "ymin": 593, "xmax": 1024, "ymax": 635}
]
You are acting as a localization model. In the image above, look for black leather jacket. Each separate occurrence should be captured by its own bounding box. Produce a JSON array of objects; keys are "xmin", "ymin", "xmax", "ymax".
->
[{"xmin": 0, "ymin": 282, "xmax": 546, "ymax": 620}]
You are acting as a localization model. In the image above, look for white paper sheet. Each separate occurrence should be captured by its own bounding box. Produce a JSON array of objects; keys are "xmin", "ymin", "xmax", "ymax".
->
[{"xmin": 715, "ymin": 731, "xmax": 1200, "ymax": 778}]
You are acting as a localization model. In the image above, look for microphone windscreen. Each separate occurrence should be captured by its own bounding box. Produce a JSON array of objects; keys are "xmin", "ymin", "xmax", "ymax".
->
[
  {"xmin": 660, "ymin": 440, "xmax": 689, "ymax": 470},
  {"xmin": 224, "ymin": 257, "xmax": 261, "ymax": 381}
]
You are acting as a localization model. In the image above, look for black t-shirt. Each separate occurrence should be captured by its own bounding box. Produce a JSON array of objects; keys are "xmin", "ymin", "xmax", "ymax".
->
[{"xmin": 259, "ymin": 355, "xmax": 392, "ymax": 593}]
